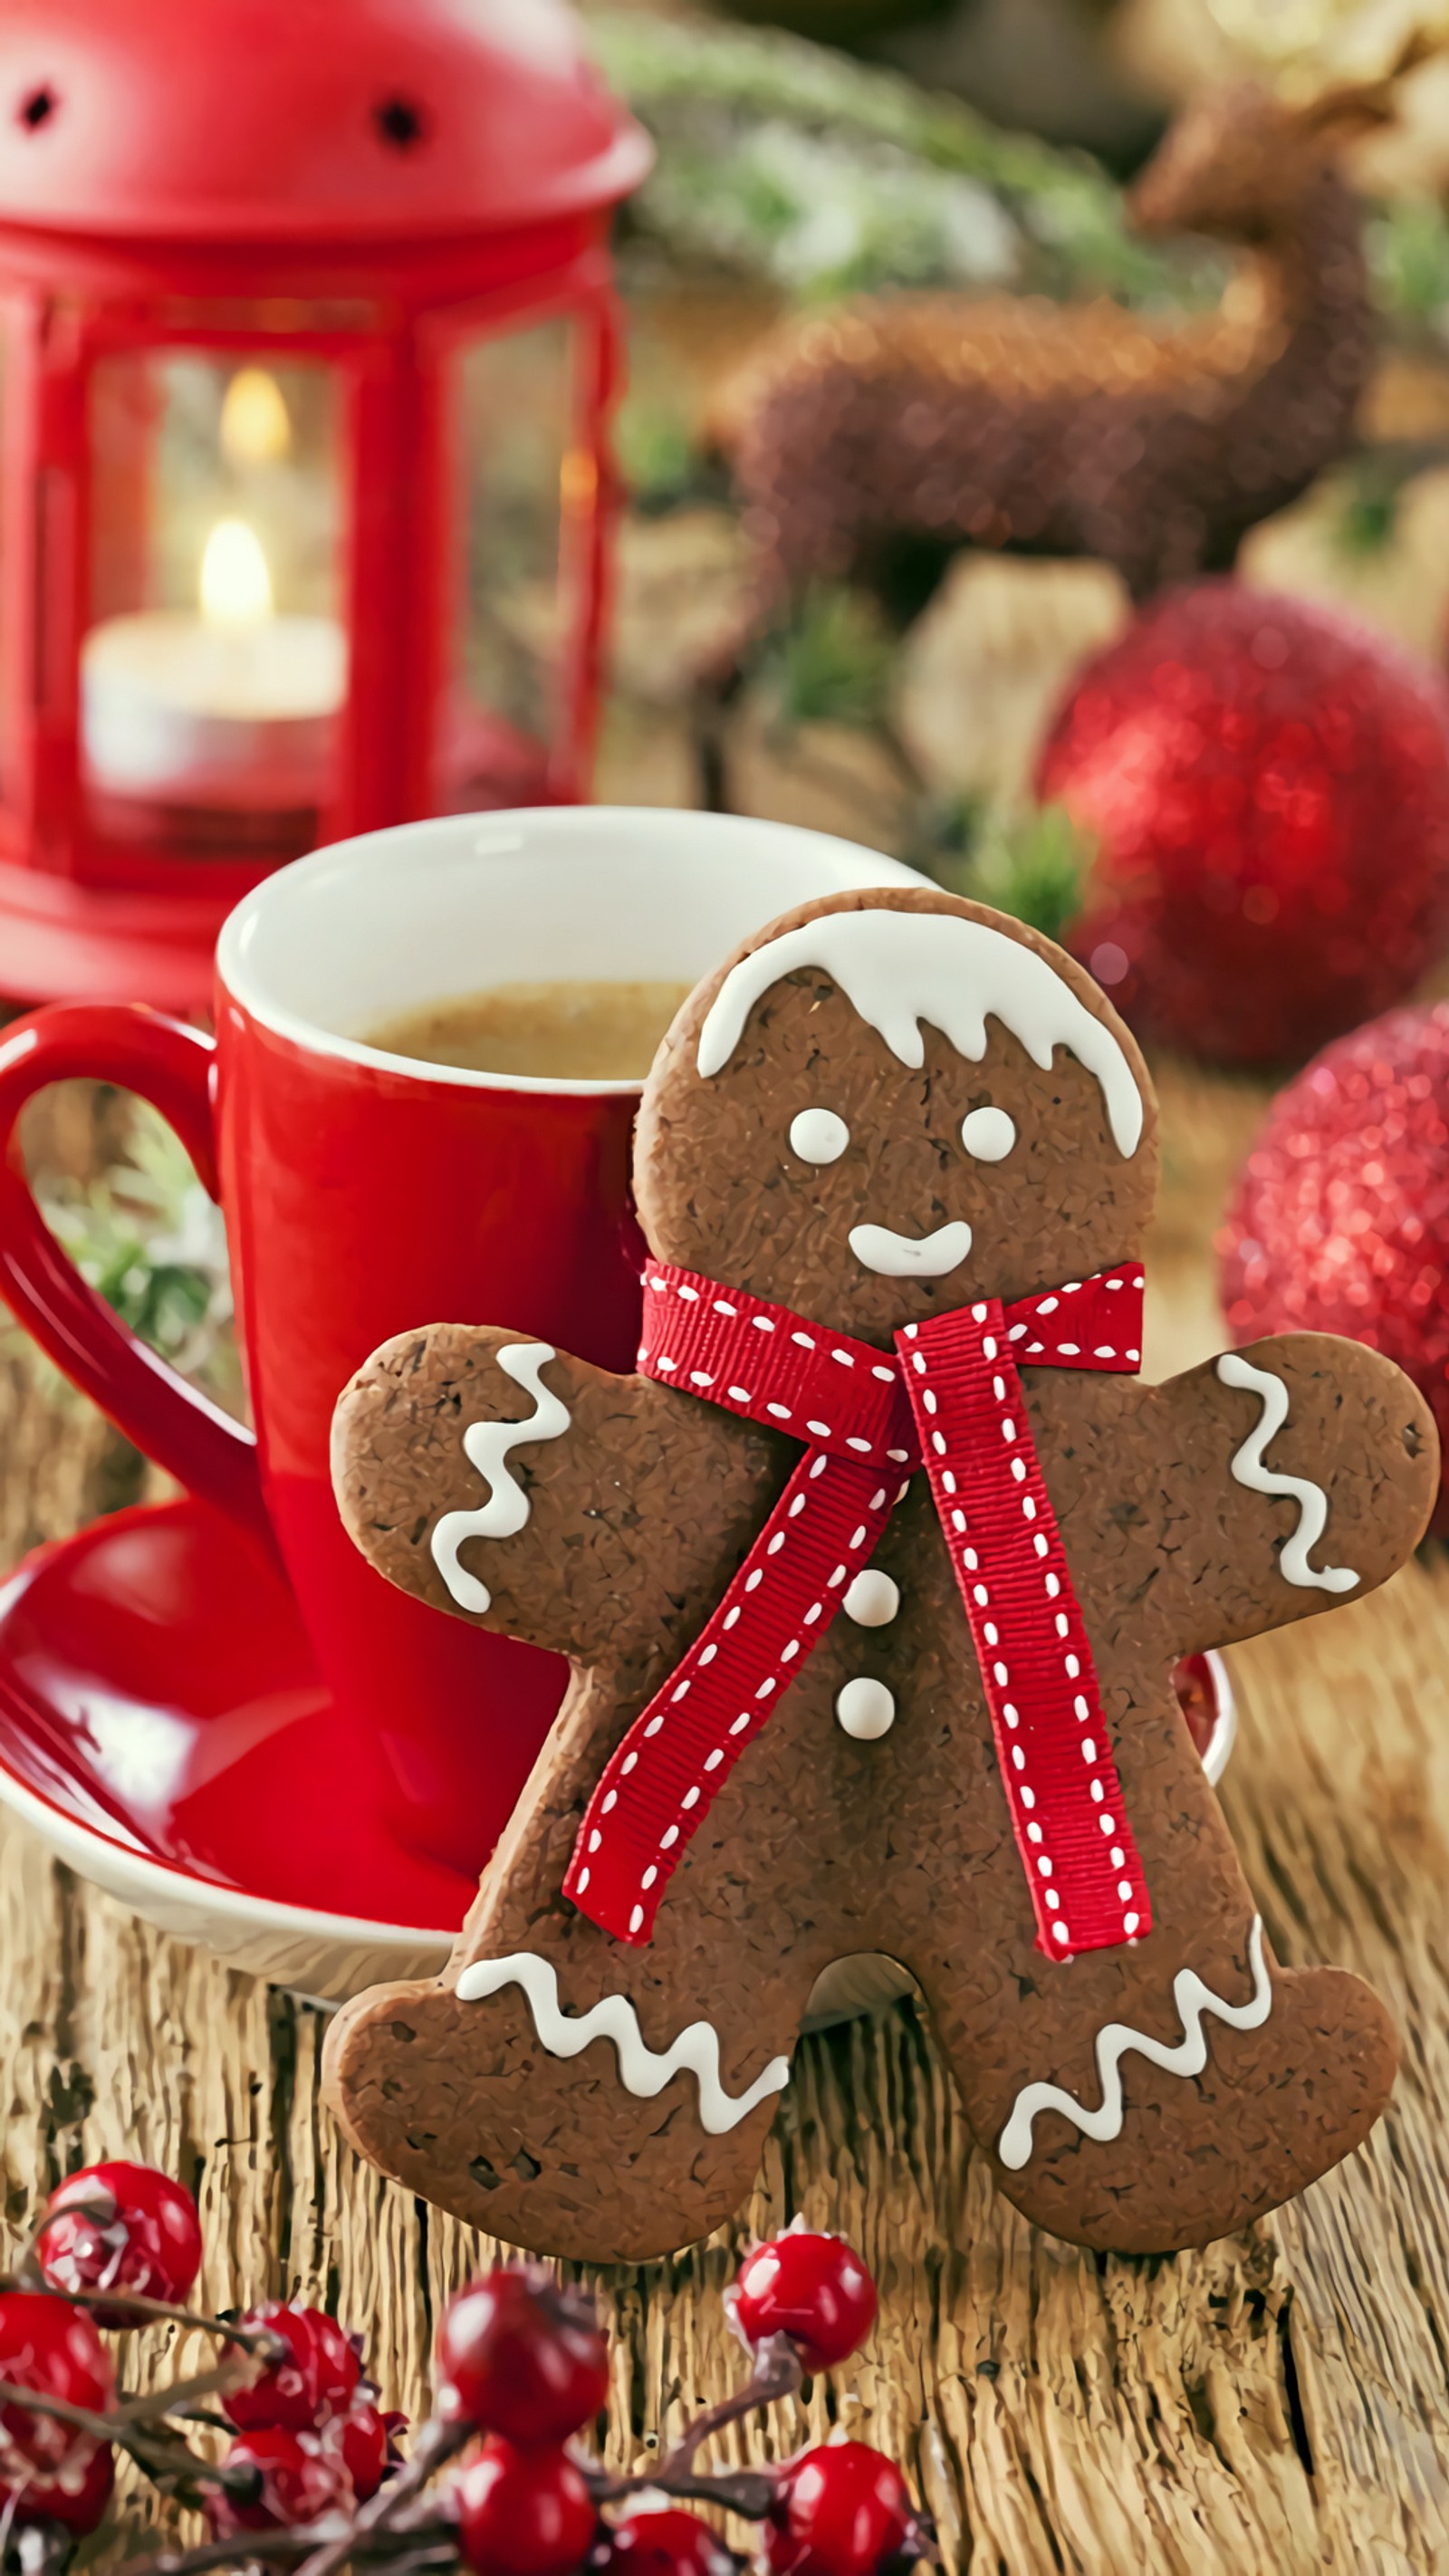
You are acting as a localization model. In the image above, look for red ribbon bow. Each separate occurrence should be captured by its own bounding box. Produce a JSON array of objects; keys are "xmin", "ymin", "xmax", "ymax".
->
[{"xmin": 563, "ymin": 1260, "xmax": 1150, "ymax": 1960}]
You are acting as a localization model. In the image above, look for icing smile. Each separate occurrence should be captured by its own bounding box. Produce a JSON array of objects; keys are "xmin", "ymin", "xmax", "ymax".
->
[{"xmin": 849, "ymin": 1218, "xmax": 973, "ymax": 1278}]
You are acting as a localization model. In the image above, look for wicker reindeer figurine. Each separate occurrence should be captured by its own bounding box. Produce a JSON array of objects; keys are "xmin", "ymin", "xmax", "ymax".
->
[{"xmin": 719, "ymin": 82, "xmax": 1382, "ymax": 611}]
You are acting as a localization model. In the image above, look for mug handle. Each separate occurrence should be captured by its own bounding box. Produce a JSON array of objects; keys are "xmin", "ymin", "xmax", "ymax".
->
[{"xmin": 0, "ymin": 1002, "xmax": 271, "ymax": 1551}]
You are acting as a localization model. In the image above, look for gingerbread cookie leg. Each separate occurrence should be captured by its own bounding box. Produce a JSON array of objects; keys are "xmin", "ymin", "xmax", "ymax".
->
[
  {"xmin": 897, "ymin": 1329, "xmax": 1432, "ymax": 2253},
  {"xmin": 901, "ymin": 1681, "xmax": 1397, "ymax": 2254},
  {"xmin": 325, "ymin": 1684, "xmax": 835, "ymax": 2263}
]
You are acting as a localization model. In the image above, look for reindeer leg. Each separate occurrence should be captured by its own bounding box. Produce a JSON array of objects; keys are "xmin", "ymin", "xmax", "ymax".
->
[{"xmin": 691, "ymin": 661, "xmax": 745, "ymax": 816}]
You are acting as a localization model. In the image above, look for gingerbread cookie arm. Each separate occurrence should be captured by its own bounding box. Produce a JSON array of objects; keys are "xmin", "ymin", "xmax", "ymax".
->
[
  {"xmin": 1122, "ymin": 1331, "xmax": 1437, "ymax": 1653},
  {"xmin": 331, "ymin": 1323, "xmax": 718, "ymax": 1663}
]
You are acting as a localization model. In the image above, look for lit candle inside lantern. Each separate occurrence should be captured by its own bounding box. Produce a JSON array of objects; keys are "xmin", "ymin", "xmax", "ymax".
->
[
  {"xmin": 82, "ymin": 510, "xmax": 347, "ymax": 812},
  {"xmin": 200, "ymin": 515, "xmax": 274, "ymax": 623}
]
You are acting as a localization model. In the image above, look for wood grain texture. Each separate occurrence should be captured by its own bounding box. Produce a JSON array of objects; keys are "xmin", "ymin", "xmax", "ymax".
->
[{"xmin": 3, "ymin": 1062, "xmax": 1449, "ymax": 2571}]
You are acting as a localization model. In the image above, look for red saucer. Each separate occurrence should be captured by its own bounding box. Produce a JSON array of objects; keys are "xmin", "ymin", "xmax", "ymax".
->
[
  {"xmin": 0, "ymin": 1496, "xmax": 472, "ymax": 1937},
  {"xmin": 0, "ymin": 1495, "xmax": 1231, "ymax": 2000}
]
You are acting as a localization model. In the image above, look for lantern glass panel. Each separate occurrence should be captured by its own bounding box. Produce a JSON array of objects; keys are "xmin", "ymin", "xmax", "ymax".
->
[
  {"xmin": 441, "ymin": 311, "xmax": 577, "ymax": 812},
  {"xmin": 82, "ymin": 350, "xmax": 348, "ymax": 858}
]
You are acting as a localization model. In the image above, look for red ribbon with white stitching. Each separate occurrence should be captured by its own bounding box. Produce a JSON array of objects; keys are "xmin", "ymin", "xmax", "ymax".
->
[{"xmin": 562, "ymin": 1260, "xmax": 1151, "ymax": 1959}]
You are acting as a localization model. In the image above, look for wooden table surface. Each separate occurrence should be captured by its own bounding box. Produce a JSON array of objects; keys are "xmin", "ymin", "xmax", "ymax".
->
[{"xmin": 4, "ymin": 1062, "xmax": 1449, "ymax": 2575}]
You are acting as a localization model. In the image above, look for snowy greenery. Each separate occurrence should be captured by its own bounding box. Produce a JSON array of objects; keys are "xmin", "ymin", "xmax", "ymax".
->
[
  {"xmin": 6, "ymin": 1103, "xmax": 240, "ymax": 1408},
  {"xmin": 1368, "ymin": 195, "xmax": 1449, "ymax": 330},
  {"xmin": 589, "ymin": 10, "xmax": 1215, "ymax": 303},
  {"xmin": 925, "ymin": 797, "xmax": 1094, "ymax": 945}
]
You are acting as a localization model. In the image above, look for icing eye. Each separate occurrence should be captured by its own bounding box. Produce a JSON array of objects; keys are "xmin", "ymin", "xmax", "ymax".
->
[
  {"xmin": 960, "ymin": 1106, "xmax": 1016, "ymax": 1163},
  {"xmin": 789, "ymin": 1108, "xmax": 849, "ymax": 1165}
]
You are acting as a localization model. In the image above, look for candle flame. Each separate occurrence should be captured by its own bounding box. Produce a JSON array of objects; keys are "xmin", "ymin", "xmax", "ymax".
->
[
  {"xmin": 200, "ymin": 519, "xmax": 273, "ymax": 627},
  {"xmin": 220, "ymin": 367, "xmax": 292, "ymax": 466}
]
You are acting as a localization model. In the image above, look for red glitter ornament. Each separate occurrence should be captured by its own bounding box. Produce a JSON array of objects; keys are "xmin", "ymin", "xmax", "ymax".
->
[
  {"xmin": 1220, "ymin": 999, "xmax": 1449, "ymax": 1528},
  {"xmin": 1037, "ymin": 582, "xmax": 1449, "ymax": 1066}
]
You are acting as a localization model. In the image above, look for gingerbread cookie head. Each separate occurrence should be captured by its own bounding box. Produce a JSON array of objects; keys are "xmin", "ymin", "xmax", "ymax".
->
[{"xmin": 634, "ymin": 888, "xmax": 1159, "ymax": 1341}]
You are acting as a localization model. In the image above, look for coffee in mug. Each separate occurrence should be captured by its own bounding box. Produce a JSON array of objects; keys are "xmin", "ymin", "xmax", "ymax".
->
[{"xmin": 366, "ymin": 978, "xmax": 695, "ymax": 1081}]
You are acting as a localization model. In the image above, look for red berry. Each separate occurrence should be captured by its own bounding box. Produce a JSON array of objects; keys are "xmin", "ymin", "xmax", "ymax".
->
[
  {"xmin": 225, "ymin": 2302, "xmax": 361, "ymax": 2432},
  {"xmin": 0, "ymin": 2291, "xmax": 114, "ymax": 2540},
  {"xmin": 37, "ymin": 2159, "xmax": 202, "ymax": 2326},
  {"xmin": 767, "ymin": 2443, "xmax": 913, "ymax": 2576},
  {"xmin": 437, "ymin": 2268, "xmax": 609, "ymax": 2444},
  {"xmin": 601, "ymin": 2504, "xmax": 736, "ymax": 2576},
  {"xmin": 212, "ymin": 2426, "xmax": 350, "ymax": 2533},
  {"xmin": 0, "ymin": 2435, "xmax": 114, "ymax": 2537},
  {"xmin": 335, "ymin": 2394, "xmax": 389, "ymax": 2503},
  {"xmin": 731, "ymin": 2234, "xmax": 877, "ymax": 2375},
  {"xmin": 0, "ymin": 2291, "xmax": 113, "ymax": 2481},
  {"xmin": 455, "ymin": 2437, "xmax": 597, "ymax": 2576},
  {"xmin": 1038, "ymin": 582, "xmax": 1449, "ymax": 1066}
]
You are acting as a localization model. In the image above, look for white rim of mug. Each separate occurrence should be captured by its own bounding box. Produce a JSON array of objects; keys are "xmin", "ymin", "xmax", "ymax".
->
[
  {"xmin": 1201, "ymin": 1648, "xmax": 1236, "ymax": 1786},
  {"xmin": 215, "ymin": 807, "xmax": 919, "ymax": 1100}
]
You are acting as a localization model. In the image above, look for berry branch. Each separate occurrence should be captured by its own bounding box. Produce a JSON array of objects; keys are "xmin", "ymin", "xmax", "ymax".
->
[
  {"xmin": 657, "ymin": 2331, "xmax": 804, "ymax": 2481},
  {"xmin": 0, "ymin": 2163, "xmax": 935, "ymax": 2576},
  {"xmin": 291, "ymin": 2419, "xmax": 471, "ymax": 2576},
  {"xmin": 0, "ymin": 2375, "xmax": 261, "ymax": 2506}
]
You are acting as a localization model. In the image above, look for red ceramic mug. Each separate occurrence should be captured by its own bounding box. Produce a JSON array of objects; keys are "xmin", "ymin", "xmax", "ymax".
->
[{"xmin": 0, "ymin": 809, "xmax": 916, "ymax": 1876}]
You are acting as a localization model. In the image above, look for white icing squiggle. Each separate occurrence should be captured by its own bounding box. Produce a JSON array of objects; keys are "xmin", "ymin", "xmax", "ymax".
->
[
  {"xmin": 454, "ymin": 1952, "xmax": 792, "ymax": 2136},
  {"xmin": 697, "ymin": 907, "xmax": 1144, "ymax": 1157},
  {"xmin": 997, "ymin": 1917, "xmax": 1271, "ymax": 2171},
  {"xmin": 430, "ymin": 1343, "xmax": 571, "ymax": 1614},
  {"xmin": 1216, "ymin": 1352, "xmax": 1359, "ymax": 1595}
]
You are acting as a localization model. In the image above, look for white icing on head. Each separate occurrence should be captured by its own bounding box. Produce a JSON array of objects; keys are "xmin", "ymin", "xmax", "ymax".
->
[
  {"xmin": 1215, "ymin": 1353, "xmax": 1358, "ymax": 1593},
  {"xmin": 430, "ymin": 1343, "xmax": 571, "ymax": 1615},
  {"xmin": 997, "ymin": 1917, "xmax": 1271, "ymax": 2170},
  {"xmin": 789, "ymin": 1107, "xmax": 849, "ymax": 1165},
  {"xmin": 849, "ymin": 1218, "xmax": 972, "ymax": 1278},
  {"xmin": 453, "ymin": 1951, "xmax": 791, "ymax": 2135},
  {"xmin": 697, "ymin": 905, "xmax": 1144, "ymax": 1158},
  {"xmin": 961, "ymin": 1105, "xmax": 1016, "ymax": 1163}
]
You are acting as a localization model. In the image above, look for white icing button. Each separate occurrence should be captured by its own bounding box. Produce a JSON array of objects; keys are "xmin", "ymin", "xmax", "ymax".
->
[
  {"xmin": 789, "ymin": 1107, "xmax": 849, "ymax": 1165},
  {"xmin": 842, "ymin": 1570, "xmax": 900, "ymax": 1628},
  {"xmin": 960, "ymin": 1105, "xmax": 1016, "ymax": 1162},
  {"xmin": 835, "ymin": 1677, "xmax": 896, "ymax": 1740}
]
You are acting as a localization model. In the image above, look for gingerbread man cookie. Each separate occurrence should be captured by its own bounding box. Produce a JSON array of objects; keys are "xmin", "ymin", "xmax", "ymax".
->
[{"xmin": 324, "ymin": 889, "xmax": 1436, "ymax": 2263}]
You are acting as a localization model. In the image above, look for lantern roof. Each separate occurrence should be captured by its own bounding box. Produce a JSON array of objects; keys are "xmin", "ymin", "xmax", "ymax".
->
[{"xmin": 0, "ymin": 0, "xmax": 650, "ymax": 243}]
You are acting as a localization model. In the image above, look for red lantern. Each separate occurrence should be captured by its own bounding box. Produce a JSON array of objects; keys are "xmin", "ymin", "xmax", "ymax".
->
[{"xmin": 0, "ymin": 0, "xmax": 648, "ymax": 1008}]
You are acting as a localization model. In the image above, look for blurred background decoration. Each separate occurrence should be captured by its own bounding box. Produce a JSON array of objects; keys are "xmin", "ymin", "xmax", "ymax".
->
[
  {"xmin": 573, "ymin": 2, "xmax": 1449, "ymax": 902},
  {"xmin": 0, "ymin": 0, "xmax": 649, "ymax": 1013},
  {"xmin": 27, "ymin": 0, "xmax": 1449, "ymax": 1404},
  {"xmin": 713, "ymin": 80, "xmax": 1383, "ymax": 640},
  {"xmin": 589, "ymin": 6, "xmax": 1210, "ymax": 301}
]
